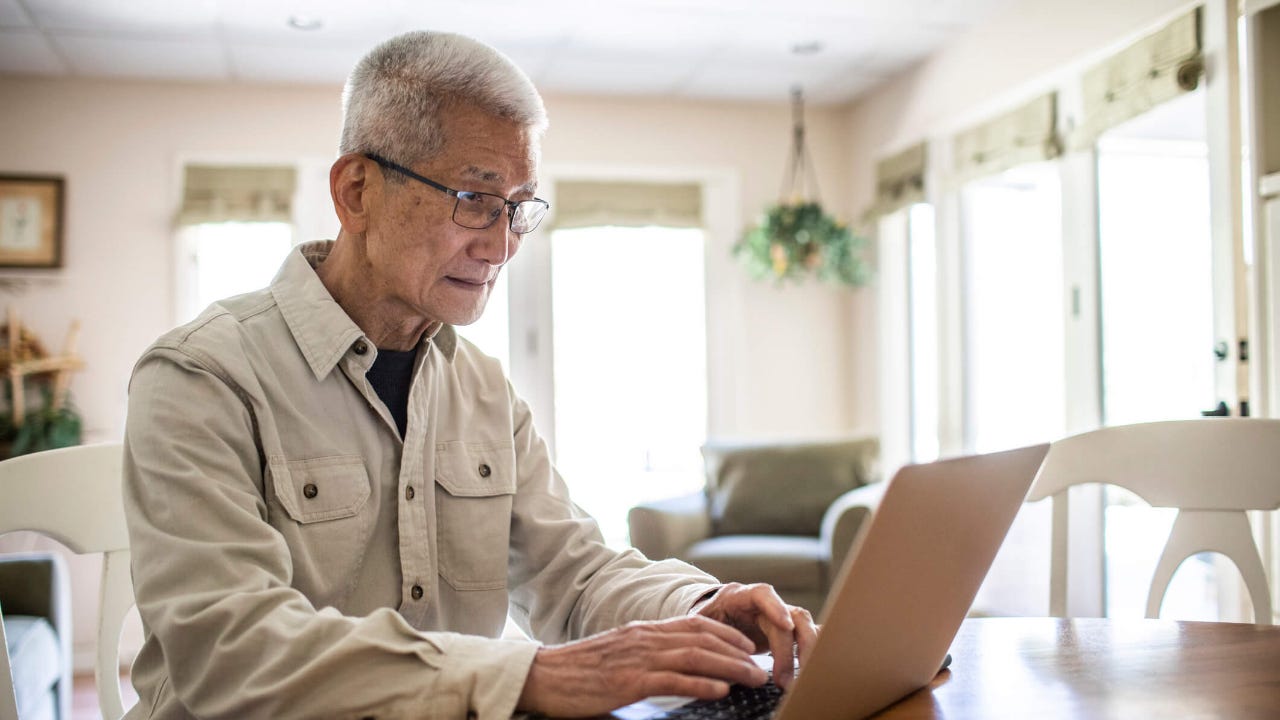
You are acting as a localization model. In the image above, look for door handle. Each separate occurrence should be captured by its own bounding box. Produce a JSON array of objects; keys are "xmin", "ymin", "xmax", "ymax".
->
[{"xmin": 1201, "ymin": 401, "xmax": 1230, "ymax": 417}]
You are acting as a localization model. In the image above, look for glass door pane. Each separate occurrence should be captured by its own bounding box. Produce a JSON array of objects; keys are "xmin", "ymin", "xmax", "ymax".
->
[
  {"xmin": 961, "ymin": 162, "xmax": 1063, "ymax": 616},
  {"xmin": 1097, "ymin": 105, "xmax": 1215, "ymax": 425},
  {"xmin": 1095, "ymin": 88, "xmax": 1240, "ymax": 621},
  {"xmin": 962, "ymin": 162, "xmax": 1066, "ymax": 453},
  {"xmin": 909, "ymin": 203, "xmax": 940, "ymax": 462}
]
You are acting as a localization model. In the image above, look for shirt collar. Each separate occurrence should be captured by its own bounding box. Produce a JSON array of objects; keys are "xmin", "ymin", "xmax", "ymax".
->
[{"xmin": 270, "ymin": 240, "xmax": 458, "ymax": 380}]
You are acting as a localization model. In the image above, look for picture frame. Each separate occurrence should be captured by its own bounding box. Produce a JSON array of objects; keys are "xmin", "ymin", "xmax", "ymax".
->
[{"xmin": 0, "ymin": 175, "xmax": 64, "ymax": 268}]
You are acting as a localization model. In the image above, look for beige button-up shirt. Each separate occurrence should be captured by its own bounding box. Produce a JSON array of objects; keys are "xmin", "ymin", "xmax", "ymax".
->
[{"xmin": 123, "ymin": 241, "xmax": 718, "ymax": 720}]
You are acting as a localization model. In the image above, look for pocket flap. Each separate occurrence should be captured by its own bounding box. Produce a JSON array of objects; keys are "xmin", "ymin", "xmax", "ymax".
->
[
  {"xmin": 269, "ymin": 455, "xmax": 371, "ymax": 523},
  {"xmin": 435, "ymin": 441, "xmax": 516, "ymax": 497}
]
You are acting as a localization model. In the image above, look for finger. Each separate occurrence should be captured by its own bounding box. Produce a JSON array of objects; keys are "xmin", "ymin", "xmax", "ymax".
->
[
  {"xmin": 761, "ymin": 616, "xmax": 798, "ymax": 689},
  {"xmin": 637, "ymin": 671, "xmax": 730, "ymax": 701},
  {"xmin": 750, "ymin": 585, "xmax": 795, "ymax": 633},
  {"xmin": 793, "ymin": 607, "xmax": 819, "ymax": 669},
  {"xmin": 653, "ymin": 647, "xmax": 768, "ymax": 687},
  {"xmin": 646, "ymin": 628, "xmax": 756, "ymax": 664},
  {"xmin": 670, "ymin": 614, "xmax": 757, "ymax": 654}
]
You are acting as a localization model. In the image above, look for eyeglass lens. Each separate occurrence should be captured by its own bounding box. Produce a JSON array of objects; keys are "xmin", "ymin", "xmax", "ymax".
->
[{"xmin": 453, "ymin": 192, "xmax": 547, "ymax": 233}]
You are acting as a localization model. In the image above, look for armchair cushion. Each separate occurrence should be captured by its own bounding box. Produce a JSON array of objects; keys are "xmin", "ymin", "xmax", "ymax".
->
[
  {"xmin": 703, "ymin": 437, "xmax": 879, "ymax": 537},
  {"xmin": 683, "ymin": 535, "xmax": 824, "ymax": 590},
  {"xmin": 0, "ymin": 552, "xmax": 71, "ymax": 720},
  {"xmin": 627, "ymin": 491, "xmax": 711, "ymax": 561},
  {"xmin": 4, "ymin": 615, "xmax": 60, "ymax": 720}
]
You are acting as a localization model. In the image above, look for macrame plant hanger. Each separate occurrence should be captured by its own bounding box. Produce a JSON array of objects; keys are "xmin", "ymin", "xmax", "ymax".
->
[{"xmin": 780, "ymin": 86, "xmax": 823, "ymax": 205}]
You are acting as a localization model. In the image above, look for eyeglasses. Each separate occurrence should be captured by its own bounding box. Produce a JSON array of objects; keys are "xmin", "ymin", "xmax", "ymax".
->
[{"xmin": 365, "ymin": 154, "xmax": 549, "ymax": 234}]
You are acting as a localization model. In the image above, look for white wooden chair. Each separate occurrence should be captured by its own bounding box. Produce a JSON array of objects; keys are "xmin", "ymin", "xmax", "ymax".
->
[
  {"xmin": 0, "ymin": 443, "xmax": 132, "ymax": 719},
  {"xmin": 1027, "ymin": 419, "xmax": 1280, "ymax": 624}
]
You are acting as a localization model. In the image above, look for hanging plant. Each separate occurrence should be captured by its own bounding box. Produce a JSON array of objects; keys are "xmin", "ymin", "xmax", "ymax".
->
[{"xmin": 734, "ymin": 88, "xmax": 870, "ymax": 288}]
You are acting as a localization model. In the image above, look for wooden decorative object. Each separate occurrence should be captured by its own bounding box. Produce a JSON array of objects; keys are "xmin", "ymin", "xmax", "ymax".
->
[{"xmin": 1, "ymin": 307, "xmax": 83, "ymax": 426}]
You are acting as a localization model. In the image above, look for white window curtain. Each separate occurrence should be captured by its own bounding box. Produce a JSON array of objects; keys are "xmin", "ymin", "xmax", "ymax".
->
[
  {"xmin": 1071, "ymin": 8, "xmax": 1204, "ymax": 151},
  {"xmin": 953, "ymin": 93, "xmax": 1062, "ymax": 183},
  {"xmin": 551, "ymin": 181, "xmax": 702, "ymax": 230},
  {"xmin": 874, "ymin": 142, "xmax": 927, "ymax": 217},
  {"xmin": 177, "ymin": 165, "xmax": 297, "ymax": 226}
]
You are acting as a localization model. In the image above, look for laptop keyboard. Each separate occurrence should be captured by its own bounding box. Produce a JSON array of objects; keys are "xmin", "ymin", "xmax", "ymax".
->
[{"xmin": 649, "ymin": 681, "xmax": 783, "ymax": 720}]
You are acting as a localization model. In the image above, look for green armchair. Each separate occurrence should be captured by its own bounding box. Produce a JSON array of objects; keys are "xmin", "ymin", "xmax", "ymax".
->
[{"xmin": 628, "ymin": 437, "xmax": 885, "ymax": 614}]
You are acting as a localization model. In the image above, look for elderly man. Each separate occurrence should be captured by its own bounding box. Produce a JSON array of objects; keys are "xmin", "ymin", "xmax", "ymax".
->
[{"xmin": 123, "ymin": 31, "xmax": 816, "ymax": 720}]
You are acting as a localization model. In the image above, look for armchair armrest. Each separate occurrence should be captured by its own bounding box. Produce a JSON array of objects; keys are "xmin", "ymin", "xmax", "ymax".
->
[
  {"xmin": 627, "ymin": 492, "xmax": 712, "ymax": 561},
  {"xmin": 820, "ymin": 482, "xmax": 889, "ymax": 577}
]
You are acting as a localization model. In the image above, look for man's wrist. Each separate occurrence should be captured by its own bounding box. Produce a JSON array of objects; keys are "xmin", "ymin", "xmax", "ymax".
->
[{"xmin": 689, "ymin": 585, "xmax": 722, "ymax": 614}]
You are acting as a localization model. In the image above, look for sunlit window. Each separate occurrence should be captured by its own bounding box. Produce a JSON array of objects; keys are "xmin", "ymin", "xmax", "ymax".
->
[
  {"xmin": 962, "ymin": 162, "xmax": 1065, "ymax": 453},
  {"xmin": 178, "ymin": 222, "xmax": 293, "ymax": 323},
  {"xmin": 550, "ymin": 226, "xmax": 708, "ymax": 548},
  {"xmin": 908, "ymin": 203, "xmax": 939, "ymax": 462}
]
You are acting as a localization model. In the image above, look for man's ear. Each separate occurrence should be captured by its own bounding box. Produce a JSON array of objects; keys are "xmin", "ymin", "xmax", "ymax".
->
[{"xmin": 331, "ymin": 154, "xmax": 375, "ymax": 234}]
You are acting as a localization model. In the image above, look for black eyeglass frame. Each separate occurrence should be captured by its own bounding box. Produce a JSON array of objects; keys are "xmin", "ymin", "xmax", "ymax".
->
[{"xmin": 365, "ymin": 153, "xmax": 549, "ymax": 234}]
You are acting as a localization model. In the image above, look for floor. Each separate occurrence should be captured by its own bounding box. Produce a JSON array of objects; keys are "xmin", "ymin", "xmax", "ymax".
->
[{"xmin": 72, "ymin": 672, "xmax": 138, "ymax": 720}]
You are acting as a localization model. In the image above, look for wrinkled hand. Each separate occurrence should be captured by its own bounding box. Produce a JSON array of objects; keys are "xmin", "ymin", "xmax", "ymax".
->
[
  {"xmin": 690, "ymin": 582, "xmax": 818, "ymax": 690},
  {"xmin": 516, "ymin": 615, "xmax": 768, "ymax": 718}
]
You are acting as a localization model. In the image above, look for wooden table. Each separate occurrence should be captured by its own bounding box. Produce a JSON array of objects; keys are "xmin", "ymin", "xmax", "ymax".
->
[{"xmin": 874, "ymin": 617, "xmax": 1280, "ymax": 718}]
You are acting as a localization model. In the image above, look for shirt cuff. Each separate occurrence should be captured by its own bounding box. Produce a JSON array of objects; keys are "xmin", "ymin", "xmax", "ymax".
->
[{"xmin": 429, "ymin": 633, "xmax": 539, "ymax": 720}]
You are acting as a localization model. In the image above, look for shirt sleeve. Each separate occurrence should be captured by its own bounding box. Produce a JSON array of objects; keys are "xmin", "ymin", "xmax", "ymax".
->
[
  {"xmin": 503, "ymin": 387, "xmax": 721, "ymax": 643},
  {"xmin": 124, "ymin": 348, "xmax": 536, "ymax": 720}
]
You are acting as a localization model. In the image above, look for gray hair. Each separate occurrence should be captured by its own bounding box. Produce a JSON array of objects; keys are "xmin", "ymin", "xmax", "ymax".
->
[{"xmin": 339, "ymin": 31, "xmax": 548, "ymax": 166}]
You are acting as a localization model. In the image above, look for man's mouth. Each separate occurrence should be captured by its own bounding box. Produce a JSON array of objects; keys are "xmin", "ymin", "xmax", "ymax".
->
[{"xmin": 445, "ymin": 276, "xmax": 491, "ymax": 288}]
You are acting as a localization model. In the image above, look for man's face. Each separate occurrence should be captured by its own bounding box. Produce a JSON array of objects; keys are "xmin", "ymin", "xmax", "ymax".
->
[{"xmin": 364, "ymin": 102, "xmax": 538, "ymax": 327}]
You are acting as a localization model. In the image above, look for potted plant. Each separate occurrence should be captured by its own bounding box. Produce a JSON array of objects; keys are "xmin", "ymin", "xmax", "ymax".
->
[
  {"xmin": 0, "ymin": 385, "xmax": 83, "ymax": 458},
  {"xmin": 735, "ymin": 201, "xmax": 869, "ymax": 286},
  {"xmin": 734, "ymin": 88, "xmax": 870, "ymax": 288}
]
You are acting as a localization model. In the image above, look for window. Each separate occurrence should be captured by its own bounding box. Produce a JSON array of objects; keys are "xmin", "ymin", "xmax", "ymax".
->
[
  {"xmin": 961, "ymin": 162, "xmax": 1066, "ymax": 453},
  {"xmin": 961, "ymin": 161, "xmax": 1063, "ymax": 617},
  {"xmin": 177, "ymin": 221, "xmax": 293, "ymax": 323},
  {"xmin": 549, "ymin": 225, "xmax": 708, "ymax": 548}
]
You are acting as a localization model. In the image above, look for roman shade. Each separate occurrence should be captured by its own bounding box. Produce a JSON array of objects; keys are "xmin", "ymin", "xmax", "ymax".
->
[
  {"xmin": 953, "ymin": 93, "xmax": 1062, "ymax": 183},
  {"xmin": 873, "ymin": 143, "xmax": 927, "ymax": 216},
  {"xmin": 1071, "ymin": 8, "xmax": 1204, "ymax": 150},
  {"xmin": 552, "ymin": 180, "xmax": 702, "ymax": 230},
  {"xmin": 177, "ymin": 165, "xmax": 297, "ymax": 226}
]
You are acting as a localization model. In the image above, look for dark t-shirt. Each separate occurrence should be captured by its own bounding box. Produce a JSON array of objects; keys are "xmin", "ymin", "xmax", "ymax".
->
[{"xmin": 366, "ymin": 347, "xmax": 417, "ymax": 437}]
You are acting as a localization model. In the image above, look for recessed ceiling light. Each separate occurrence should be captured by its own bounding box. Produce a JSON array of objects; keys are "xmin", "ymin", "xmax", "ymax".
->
[
  {"xmin": 287, "ymin": 15, "xmax": 324, "ymax": 31},
  {"xmin": 791, "ymin": 41, "xmax": 823, "ymax": 56}
]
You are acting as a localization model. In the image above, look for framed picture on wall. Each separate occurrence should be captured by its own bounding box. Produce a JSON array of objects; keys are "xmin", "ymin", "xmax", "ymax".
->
[{"xmin": 0, "ymin": 175, "xmax": 64, "ymax": 268}]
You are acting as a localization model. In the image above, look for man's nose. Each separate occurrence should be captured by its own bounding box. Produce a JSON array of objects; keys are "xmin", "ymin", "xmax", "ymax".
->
[{"xmin": 472, "ymin": 220, "xmax": 516, "ymax": 267}]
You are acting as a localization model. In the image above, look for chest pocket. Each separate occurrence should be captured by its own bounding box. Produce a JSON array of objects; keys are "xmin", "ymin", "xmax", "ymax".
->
[
  {"xmin": 435, "ymin": 441, "xmax": 516, "ymax": 591},
  {"xmin": 267, "ymin": 454, "xmax": 374, "ymax": 603}
]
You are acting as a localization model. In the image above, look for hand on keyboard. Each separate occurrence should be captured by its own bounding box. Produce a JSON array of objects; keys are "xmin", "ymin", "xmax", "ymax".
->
[{"xmin": 516, "ymin": 615, "xmax": 768, "ymax": 718}]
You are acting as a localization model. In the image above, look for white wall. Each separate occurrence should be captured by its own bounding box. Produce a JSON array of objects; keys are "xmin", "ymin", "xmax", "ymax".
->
[{"xmin": 841, "ymin": 0, "xmax": 1199, "ymax": 432}]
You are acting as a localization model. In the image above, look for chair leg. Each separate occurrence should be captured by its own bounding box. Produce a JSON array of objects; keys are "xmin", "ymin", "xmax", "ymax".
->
[
  {"xmin": 97, "ymin": 551, "xmax": 133, "ymax": 720},
  {"xmin": 1146, "ymin": 510, "xmax": 1272, "ymax": 623}
]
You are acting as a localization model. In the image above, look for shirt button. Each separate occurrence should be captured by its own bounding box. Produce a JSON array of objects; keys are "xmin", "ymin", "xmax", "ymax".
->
[
  {"xmin": 353, "ymin": 341, "xmax": 368, "ymax": 355},
  {"xmin": 478, "ymin": 463, "xmax": 491, "ymax": 478},
  {"xmin": 405, "ymin": 485, "xmax": 415, "ymax": 501},
  {"xmin": 411, "ymin": 584, "xmax": 424, "ymax": 600},
  {"xmin": 302, "ymin": 483, "xmax": 318, "ymax": 499}
]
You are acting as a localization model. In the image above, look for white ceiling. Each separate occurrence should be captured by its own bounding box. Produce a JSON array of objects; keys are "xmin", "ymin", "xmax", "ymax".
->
[{"xmin": 0, "ymin": 0, "xmax": 1009, "ymax": 105}]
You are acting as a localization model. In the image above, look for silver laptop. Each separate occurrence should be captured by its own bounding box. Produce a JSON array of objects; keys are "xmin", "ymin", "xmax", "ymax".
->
[{"xmin": 614, "ymin": 443, "xmax": 1050, "ymax": 720}]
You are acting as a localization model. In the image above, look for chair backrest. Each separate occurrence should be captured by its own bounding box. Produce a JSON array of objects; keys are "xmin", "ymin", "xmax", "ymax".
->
[
  {"xmin": 0, "ymin": 442, "xmax": 132, "ymax": 719},
  {"xmin": 1027, "ymin": 419, "xmax": 1280, "ymax": 623}
]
